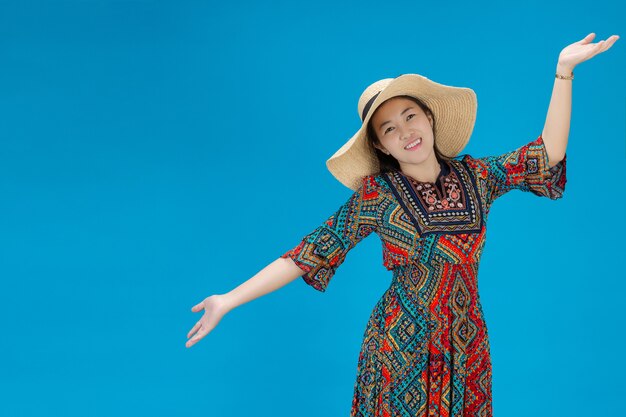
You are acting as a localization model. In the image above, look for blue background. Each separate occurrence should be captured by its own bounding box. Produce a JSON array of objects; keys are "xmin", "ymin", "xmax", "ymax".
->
[{"xmin": 1, "ymin": 1, "xmax": 624, "ymax": 416}]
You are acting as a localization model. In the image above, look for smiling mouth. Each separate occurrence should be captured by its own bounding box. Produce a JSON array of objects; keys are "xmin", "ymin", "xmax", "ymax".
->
[{"xmin": 404, "ymin": 137, "xmax": 422, "ymax": 150}]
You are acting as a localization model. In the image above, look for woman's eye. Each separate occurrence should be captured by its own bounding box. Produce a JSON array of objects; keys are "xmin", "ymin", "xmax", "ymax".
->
[
  {"xmin": 407, "ymin": 113, "xmax": 416, "ymax": 120},
  {"xmin": 384, "ymin": 127, "xmax": 394, "ymax": 134}
]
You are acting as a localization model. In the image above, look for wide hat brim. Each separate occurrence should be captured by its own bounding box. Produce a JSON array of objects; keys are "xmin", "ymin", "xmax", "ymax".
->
[{"xmin": 326, "ymin": 73, "xmax": 478, "ymax": 191}]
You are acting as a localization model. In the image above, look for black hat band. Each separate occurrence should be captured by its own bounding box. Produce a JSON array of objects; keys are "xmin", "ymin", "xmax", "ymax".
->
[{"xmin": 361, "ymin": 91, "xmax": 381, "ymax": 121}]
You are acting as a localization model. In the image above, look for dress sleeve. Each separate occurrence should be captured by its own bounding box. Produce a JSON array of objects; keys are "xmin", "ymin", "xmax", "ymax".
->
[
  {"xmin": 280, "ymin": 175, "xmax": 380, "ymax": 292},
  {"xmin": 462, "ymin": 135, "xmax": 567, "ymax": 205}
]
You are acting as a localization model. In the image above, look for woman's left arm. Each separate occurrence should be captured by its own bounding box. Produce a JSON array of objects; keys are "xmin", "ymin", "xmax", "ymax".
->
[{"xmin": 542, "ymin": 32, "xmax": 620, "ymax": 168}]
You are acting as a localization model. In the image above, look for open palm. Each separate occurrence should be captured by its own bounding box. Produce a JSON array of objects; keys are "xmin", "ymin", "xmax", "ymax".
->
[
  {"xmin": 186, "ymin": 295, "xmax": 230, "ymax": 348},
  {"xmin": 559, "ymin": 32, "xmax": 619, "ymax": 70}
]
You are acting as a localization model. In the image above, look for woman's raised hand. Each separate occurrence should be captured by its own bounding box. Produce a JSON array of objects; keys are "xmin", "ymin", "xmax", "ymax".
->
[
  {"xmin": 558, "ymin": 32, "xmax": 619, "ymax": 71},
  {"xmin": 186, "ymin": 294, "xmax": 230, "ymax": 348}
]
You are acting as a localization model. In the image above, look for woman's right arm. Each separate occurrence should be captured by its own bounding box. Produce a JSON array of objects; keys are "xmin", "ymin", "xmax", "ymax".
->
[
  {"xmin": 185, "ymin": 257, "xmax": 305, "ymax": 348},
  {"xmin": 186, "ymin": 175, "xmax": 382, "ymax": 348},
  {"xmin": 221, "ymin": 257, "xmax": 306, "ymax": 311}
]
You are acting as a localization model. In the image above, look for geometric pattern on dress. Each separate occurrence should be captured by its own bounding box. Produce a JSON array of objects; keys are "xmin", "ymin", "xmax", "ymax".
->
[
  {"xmin": 461, "ymin": 135, "xmax": 567, "ymax": 207},
  {"xmin": 280, "ymin": 175, "xmax": 380, "ymax": 292},
  {"xmin": 280, "ymin": 134, "xmax": 568, "ymax": 416}
]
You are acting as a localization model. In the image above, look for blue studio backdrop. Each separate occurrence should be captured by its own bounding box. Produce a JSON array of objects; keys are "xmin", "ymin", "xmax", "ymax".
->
[{"xmin": 1, "ymin": 1, "xmax": 624, "ymax": 416}]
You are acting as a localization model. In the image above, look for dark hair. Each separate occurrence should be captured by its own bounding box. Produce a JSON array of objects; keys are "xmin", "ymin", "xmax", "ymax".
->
[{"xmin": 365, "ymin": 95, "xmax": 452, "ymax": 175}]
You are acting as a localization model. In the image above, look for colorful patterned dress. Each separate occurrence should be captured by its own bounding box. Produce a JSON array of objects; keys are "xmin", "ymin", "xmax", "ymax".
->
[{"xmin": 280, "ymin": 135, "xmax": 567, "ymax": 417}]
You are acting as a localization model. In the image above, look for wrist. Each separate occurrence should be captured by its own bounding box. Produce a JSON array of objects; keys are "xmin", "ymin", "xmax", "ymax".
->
[
  {"xmin": 556, "ymin": 63, "xmax": 574, "ymax": 76},
  {"xmin": 217, "ymin": 293, "xmax": 236, "ymax": 314}
]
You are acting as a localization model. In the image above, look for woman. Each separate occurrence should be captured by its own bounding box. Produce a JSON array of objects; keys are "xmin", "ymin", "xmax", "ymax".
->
[{"xmin": 186, "ymin": 33, "xmax": 619, "ymax": 416}]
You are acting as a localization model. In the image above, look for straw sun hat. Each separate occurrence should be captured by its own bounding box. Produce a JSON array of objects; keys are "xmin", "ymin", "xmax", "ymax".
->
[{"xmin": 326, "ymin": 73, "xmax": 478, "ymax": 190}]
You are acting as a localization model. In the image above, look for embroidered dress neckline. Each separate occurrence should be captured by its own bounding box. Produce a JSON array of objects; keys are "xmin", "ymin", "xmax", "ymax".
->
[{"xmin": 381, "ymin": 160, "xmax": 484, "ymax": 236}]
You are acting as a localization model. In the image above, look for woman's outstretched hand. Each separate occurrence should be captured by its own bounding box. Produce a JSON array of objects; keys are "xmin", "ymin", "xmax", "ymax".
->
[
  {"xmin": 186, "ymin": 294, "xmax": 231, "ymax": 348},
  {"xmin": 558, "ymin": 32, "xmax": 619, "ymax": 71}
]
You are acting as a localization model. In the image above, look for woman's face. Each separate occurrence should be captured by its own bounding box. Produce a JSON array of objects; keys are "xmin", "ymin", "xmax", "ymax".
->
[{"xmin": 370, "ymin": 96, "xmax": 436, "ymax": 166}]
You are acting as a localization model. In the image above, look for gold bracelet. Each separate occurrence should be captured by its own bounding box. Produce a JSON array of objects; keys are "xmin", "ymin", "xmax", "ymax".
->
[{"xmin": 556, "ymin": 71, "xmax": 574, "ymax": 80}]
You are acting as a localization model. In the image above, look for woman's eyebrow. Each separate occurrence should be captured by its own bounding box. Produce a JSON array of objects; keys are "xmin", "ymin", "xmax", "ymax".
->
[{"xmin": 378, "ymin": 107, "xmax": 415, "ymax": 130}]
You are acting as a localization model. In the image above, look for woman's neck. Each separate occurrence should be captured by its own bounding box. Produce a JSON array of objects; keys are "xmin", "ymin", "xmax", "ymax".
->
[{"xmin": 398, "ymin": 155, "xmax": 442, "ymax": 183}]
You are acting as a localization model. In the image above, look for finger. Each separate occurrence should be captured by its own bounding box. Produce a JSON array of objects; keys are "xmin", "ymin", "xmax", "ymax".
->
[
  {"xmin": 188, "ymin": 330, "xmax": 206, "ymax": 346},
  {"xmin": 605, "ymin": 36, "xmax": 619, "ymax": 50},
  {"xmin": 185, "ymin": 328, "xmax": 205, "ymax": 348},
  {"xmin": 191, "ymin": 302, "xmax": 205, "ymax": 312},
  {"xmin": 598, "ymin": 40, "xmax": 610, "ymax": 53},
  {"xmin": 598, "ymin": 40, "xmax": 609, "ymax": 53},
  {"xmin": 595, "ymin": 35, "xmax": 619, "ymax": 53},
  {"xmin": 579, "ymin": 33, "xmax": 595, "ymax": 44},
  {"xmin": 187, "ymin": 321, "xmax": 202, "ymax": 339}
]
